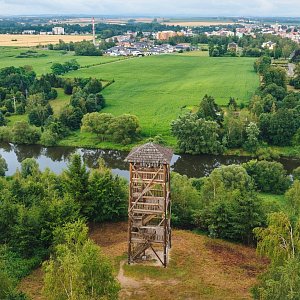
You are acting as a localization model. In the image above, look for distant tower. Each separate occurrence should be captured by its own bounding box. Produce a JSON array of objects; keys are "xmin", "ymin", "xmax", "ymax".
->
[
  {"xmin": 125, "ymin": 143, "xmax": 173, "ymax": 267},
  {"xmin": 92, "ymin": 17, "xmax": 96, "ymax": 46}
]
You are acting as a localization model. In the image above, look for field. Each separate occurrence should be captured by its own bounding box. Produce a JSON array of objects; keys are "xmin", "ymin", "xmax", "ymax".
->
[
  {"xmin": 0, "ymin": 47, "xmax": 259, "ymax": 145},
  {"xmin": 67, "ymin": 52, "xmax": 258, "ymax": 139},
  {"xmin": 0, "ymin": 34, "xmax": 93, "ymax": 47},
  {"xmin": 20, "ymin": 222, "xmax": 267, "ymax": 300},
  {"xmin": 0, "ymin": 47, "xmax": 123, "ymax": 74}
]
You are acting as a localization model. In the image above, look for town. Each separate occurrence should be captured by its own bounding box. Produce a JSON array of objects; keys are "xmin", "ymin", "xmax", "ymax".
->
[{"xmin": 3, "ymin": 17, "xmax": 298, "ymax": 56}]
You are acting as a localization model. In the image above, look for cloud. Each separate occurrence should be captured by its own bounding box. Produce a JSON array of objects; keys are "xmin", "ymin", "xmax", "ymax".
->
[{"xmin": 0, "ymin": 0, "xmax": 300, "ymax": 16}]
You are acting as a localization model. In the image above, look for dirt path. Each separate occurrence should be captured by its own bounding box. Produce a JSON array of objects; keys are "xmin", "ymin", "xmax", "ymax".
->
[{"xmin": 117, "ymin": 261, "xmax": 140, "ymax": 288}]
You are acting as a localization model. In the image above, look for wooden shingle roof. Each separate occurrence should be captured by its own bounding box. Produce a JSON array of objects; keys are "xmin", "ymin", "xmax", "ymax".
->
[{"xmin": 125, "ymin": 143, "xmax": 173, "ymax": 165}]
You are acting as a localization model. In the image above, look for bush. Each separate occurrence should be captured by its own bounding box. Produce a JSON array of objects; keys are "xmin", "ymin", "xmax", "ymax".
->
[
  {"xmin": 0, "ymin": 111, "xmax": 6, "ymax": 126},
  {"xmin": 293, "ymin": 166, "xmax": 300, "ymax": 180},
  {"xmin": 11, "ymin": 122, "xmax": 41, "ymax": 144},
  {"xmin": 40, "ymin": 130, "xmax": 59, "ymax": 146},
  {"xmin": 0, "ymin": 126, "xmax": 11, "ymax": 142},
  {"xmin": 0, "ymin": 154, "xmax": 7, "ymax": 176},
  {"xmin": 171, "ymin": 173, "xmax": 201, "ymax": 229},
  {"xmin": 243, "ymin": 160, "xmax": 291, "ymax": 194}
]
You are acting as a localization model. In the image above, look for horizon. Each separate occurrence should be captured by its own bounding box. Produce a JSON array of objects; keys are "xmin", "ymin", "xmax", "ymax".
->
[
  {"xmin": 1, "ymin": 14, "xmax": 300, "ymax": 19},
  {"xmin": 1, "ymin": 0, "xmax": 300, "ymax": 18}
]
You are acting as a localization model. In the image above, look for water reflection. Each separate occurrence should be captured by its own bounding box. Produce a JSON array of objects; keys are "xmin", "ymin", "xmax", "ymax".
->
[{"xmin": 1, "ymin": 142, "xmax": 300, "ymax": 180}]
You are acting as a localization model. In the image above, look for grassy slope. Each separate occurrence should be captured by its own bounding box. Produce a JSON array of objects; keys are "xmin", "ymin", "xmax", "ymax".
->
[
  {"xmin": 66, "ymin": 53, "xmax": 258, "ymax": 139},
  {"xmin": 20, "ymin": 222, "xmax": 267, "ymax": 300}
]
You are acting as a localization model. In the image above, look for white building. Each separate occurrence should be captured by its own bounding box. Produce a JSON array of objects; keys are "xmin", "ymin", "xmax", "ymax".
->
[
  {"xmin": 262, "ymin": 41, "xmax": 277, "ymax": 50},
  {"xmin": 22, "ymin": 30, "xmax": 36, "ymax": 35},
  {"xmin": 52, "ymin": 27, "xmax": 65, "ymax": 35}
]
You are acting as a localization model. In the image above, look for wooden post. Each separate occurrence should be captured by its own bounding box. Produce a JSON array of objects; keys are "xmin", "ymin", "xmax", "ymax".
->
[
  {"xmin": 168, "ymin": 164, "xmax": 172, "ymax": 249},
  {"xmin": 163, "ymin": 164, "xmax": 167, "ymax": 267},
  {"xmin": 128, "ymin": 163, "xmax": 133, "ymax": 264}
]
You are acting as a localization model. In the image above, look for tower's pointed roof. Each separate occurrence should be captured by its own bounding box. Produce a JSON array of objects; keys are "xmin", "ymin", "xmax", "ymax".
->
[{"xmin": 125, "ymin": 142, "xmax": 173, "ymax": 165}]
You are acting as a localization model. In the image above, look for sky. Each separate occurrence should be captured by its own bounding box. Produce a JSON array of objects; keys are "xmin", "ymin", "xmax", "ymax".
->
[{"xmin": 0, "ymin": 0, "xmax": 300, "ymax": 17}]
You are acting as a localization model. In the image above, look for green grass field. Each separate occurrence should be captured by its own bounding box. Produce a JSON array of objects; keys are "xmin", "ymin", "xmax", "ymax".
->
[
  {"xmin": 50, "ymin": 88, "xmax": 71, "ymax": 115},
  {"xmin": 0, "ymin": 47, "xmax": 122, "ymax": 75},
  {"xmin": 0, "ymin": 47, "xmax": 259, "ymax": 145},
  {"xmin": 67, "ymin": 53, "xmax": 259, "ymax": 139}
]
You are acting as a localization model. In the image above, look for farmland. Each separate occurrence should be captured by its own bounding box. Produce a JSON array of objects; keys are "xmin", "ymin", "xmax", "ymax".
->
[
  {"xmin": 0, "ymin": 47, "xmax": 259, "ymax": 145},
  {"xmin": 0, "ymin": 34, "xmax": 93, "ymax": 47}
]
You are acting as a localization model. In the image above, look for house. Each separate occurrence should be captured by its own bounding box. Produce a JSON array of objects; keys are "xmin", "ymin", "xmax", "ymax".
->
[
  {"xmin": 262, "ymin": 41, "xmax": 276, "ymax": 50},
  {"xmin": 228, "ymin": 42, "xmax": 238, "ymax": 52}
]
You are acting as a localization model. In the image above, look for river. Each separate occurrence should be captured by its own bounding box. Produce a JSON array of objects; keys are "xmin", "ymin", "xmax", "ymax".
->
[{"xmin": 1, "ymin": 143, "xmax": 300, "ymax": 179}]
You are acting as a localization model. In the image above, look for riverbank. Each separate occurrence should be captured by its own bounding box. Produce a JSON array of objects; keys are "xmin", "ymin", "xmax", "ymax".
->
[
  {"xmin": 1, "ymin": 142, "xmax": 300, "ymax": 179},
  {"xmin": 55, "ymin": 128, "xmax": 300, "ymax": 160}
]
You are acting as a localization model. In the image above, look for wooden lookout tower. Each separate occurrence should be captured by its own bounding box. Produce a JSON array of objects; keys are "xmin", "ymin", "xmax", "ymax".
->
[{"xmin": 125, "ymin": 143, "xmax": 173, "ymax": 267}]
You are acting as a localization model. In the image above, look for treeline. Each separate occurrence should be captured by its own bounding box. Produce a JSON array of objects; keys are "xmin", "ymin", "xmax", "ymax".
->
[
  {"xmin": 206, "ymin": 33, "xmax": 299, "ymax": 58},
  {"xmin": 251, "ymin": 56, "xmax": 300, "ymax": 146},
  {"xmin": 48, "ymin": 40, "xmax": 103, "ymax": 56},
  {"xmin": 172, "ymin": 60, "xmax": 300, "ymax": 155},
  {"xmin": 290, "ymin": 62, "xmax": 300, "ymax": 89},
  {"xmin": 0, "ymin": 19, "xmax": 182, "ymax": 37},
  {"xmin": 170, "ymin": 159, "xmax": 300, "ymax": 298},
  {"xmin": 171, "ymin": 159, "xmax": 296, "ymax": 237},
  {"xmin": 0, "ymin": 155, "xmax": 124, "ymax": 299}
]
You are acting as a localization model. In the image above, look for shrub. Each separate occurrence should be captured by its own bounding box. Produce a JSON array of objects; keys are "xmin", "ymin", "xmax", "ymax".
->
[
  {"xmin": 11, "ymin": 122, "xmax": 41, "ymax": 144},
  {"xmin": 0, "ymin": 126, "xmax": 11, "ymax": 142},
  {"xmin": 243, "ymin": 160, "xmax": 291, "ymax": 194},
  {"xmin": 293, "ymin": 166, "xmax": 300, "ymax": 180},
  {"xmin": 40, "ymin": 130, "xmax": 59, "ymax": 146}
]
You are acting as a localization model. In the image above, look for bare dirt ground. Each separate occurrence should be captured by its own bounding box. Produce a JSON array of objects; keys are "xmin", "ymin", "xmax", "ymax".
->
[
  {"xmin": 20, "ymin": 222, "xmax": 268, "ymax": 300},
  {"xmin": 0, "ymin": 35, "xmax": 93, "ymax": 47}
]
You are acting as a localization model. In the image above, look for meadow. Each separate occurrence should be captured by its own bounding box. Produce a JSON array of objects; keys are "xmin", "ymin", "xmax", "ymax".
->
[
  {"xmin": 0, "ymin": 47, "xmax": 123, "ymax": 74},
  {"xmin": 0, "ymin": 47, "xmax": 259, "ymax": 145},
  {"xmin": 67, "ymin": 52, "xmax": 259, "ymax": 139}
]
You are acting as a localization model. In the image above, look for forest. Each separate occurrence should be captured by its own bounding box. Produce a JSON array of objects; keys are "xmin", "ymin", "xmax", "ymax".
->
[{"xmin": 1, "ymin": 150, "xmax": 300, "ymax": 298}]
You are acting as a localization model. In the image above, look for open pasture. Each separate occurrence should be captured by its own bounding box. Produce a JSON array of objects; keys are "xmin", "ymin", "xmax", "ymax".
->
[
  {"xmin": 67, "ymin": 53, "xmax": 259, "ymax": 138},
  {"xmin": 0, "ymin": 47, "xmax": 259, "ymax": 141},
  {"xmin": 0, "ymin": 34, "xmax": 93, "ymax": 47}
]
